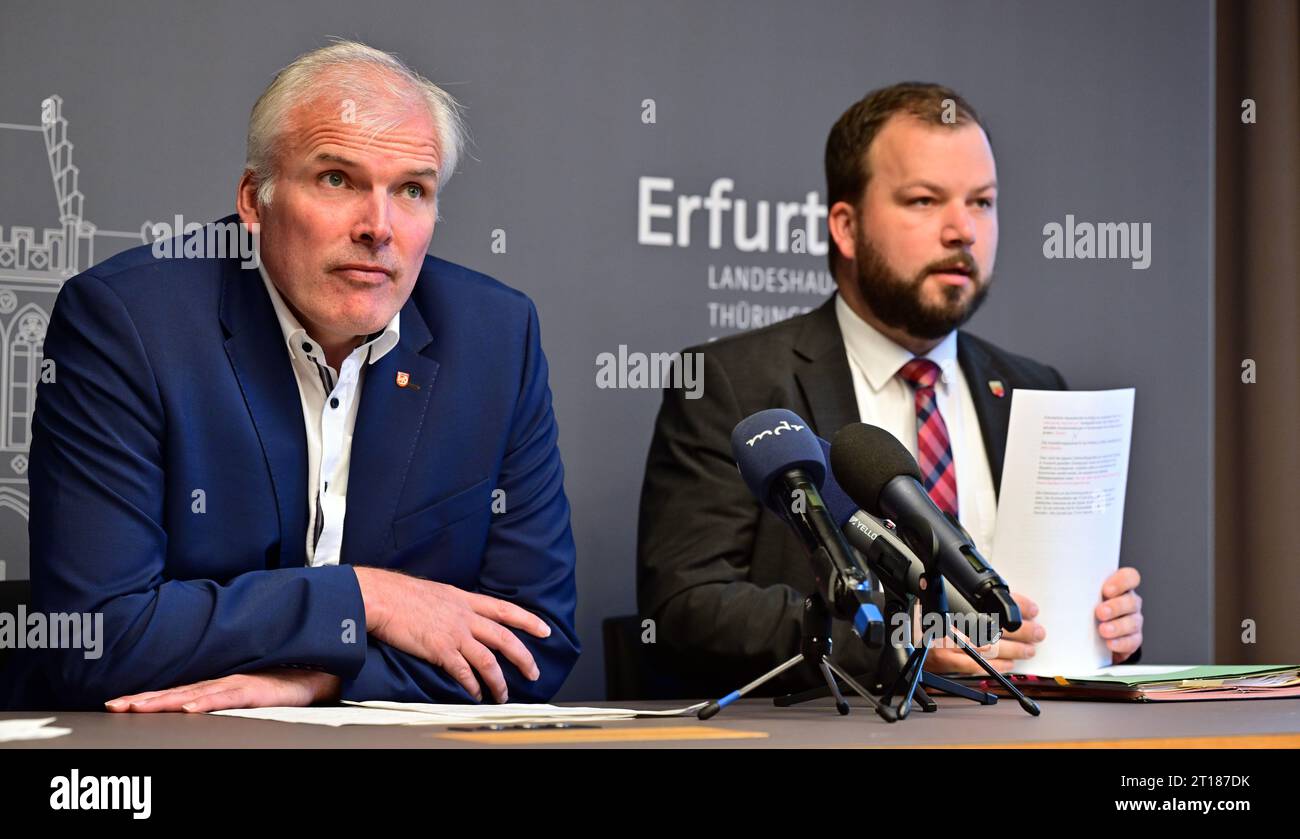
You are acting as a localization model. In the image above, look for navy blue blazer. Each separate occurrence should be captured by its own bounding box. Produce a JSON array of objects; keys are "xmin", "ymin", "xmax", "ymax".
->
[{"xmin": 1, "ymin": 217, "xmax": 580, "ymax": 710}]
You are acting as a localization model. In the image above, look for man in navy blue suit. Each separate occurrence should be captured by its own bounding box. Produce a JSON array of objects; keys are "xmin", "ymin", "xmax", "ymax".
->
[{"xmin": 0, "ymin": 41, "xmax": 579, "ymax": 711}]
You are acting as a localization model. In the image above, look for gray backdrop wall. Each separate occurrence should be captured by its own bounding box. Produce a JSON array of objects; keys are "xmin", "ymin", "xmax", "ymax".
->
[{"xmin": 0, "ymin": 0, "xmax": 1213, "ymax": 700}]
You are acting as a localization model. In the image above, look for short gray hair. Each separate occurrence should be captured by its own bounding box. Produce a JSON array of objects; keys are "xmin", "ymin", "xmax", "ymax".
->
[{"xmin": 245, "ymin": 39, "xmax": 466, "ymax": 206}]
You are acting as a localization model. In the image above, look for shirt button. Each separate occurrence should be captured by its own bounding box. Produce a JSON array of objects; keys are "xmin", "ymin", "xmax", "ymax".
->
[
  {"xmin": 302, "ymin": 342, "xmax": 313, "ymax": 353},
  {"xmin": 330, "ymin": 397, "xmax": 339, "ymax": 409}
]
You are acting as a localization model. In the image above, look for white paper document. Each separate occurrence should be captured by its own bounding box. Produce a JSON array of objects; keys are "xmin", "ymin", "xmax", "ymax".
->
[
  {"xmin": 0, "ymin": 716, "xmax": 73, "ymax": 743},
  {"xmin": 989, "ymin": 388, "xmax": 1135, "ymax": 675},
  {"xmin": 210, "ymin": 700, "xmax": 707, "ymax": 727}
]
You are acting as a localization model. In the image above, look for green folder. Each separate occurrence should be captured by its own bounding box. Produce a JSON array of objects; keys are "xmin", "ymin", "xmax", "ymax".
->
[{"xmin": 1079, "ymin": 665, "xmax": 1297, "ymax": 687}]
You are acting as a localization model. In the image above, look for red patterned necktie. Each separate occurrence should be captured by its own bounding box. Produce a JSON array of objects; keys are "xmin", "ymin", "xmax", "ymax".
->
[{"xmin": 897, "ymin": 358, "xmax": 959, "ymax": 518}]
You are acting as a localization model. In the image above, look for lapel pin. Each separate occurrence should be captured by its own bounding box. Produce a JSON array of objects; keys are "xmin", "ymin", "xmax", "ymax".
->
[
  {"xmin": 396, "ymin": 371, "xmax": 411, "ymax": 388},
  {"xmin": 988, "ymin": 380, "xmax": 1006, "ymax": 398}
]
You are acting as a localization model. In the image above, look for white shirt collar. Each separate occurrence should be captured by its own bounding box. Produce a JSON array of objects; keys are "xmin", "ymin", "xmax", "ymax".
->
[
  {"xmin": 834, "ymin": 293, "xmax": 959, "ymax": 392},
  {"xmin": 258, "ymin": 263, "xmax": 400, "ymax": 367}
]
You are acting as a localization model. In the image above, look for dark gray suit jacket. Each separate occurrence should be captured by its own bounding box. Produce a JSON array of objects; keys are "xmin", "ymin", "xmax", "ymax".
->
[{"xmin": 636, "ymin": 295, "xmax": 1078, "ymax": 697}]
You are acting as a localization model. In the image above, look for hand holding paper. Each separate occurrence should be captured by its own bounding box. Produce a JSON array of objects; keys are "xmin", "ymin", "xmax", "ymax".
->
[{"xmin": 1095, "ymin": 566, "xmax": 1144, "ymax": 662}]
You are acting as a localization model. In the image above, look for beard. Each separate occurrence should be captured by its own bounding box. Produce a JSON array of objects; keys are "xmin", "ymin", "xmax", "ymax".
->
[{"xmin": 852, "ymin": 231, "xmax": 992, "ymax": 340}]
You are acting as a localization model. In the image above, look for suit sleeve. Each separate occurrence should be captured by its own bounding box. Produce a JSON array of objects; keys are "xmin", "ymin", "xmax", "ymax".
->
[
  {"xmin": 337, "ymin": 298, "xmax": 580, "ymax": 703},
  {"xmin": 28, "ymin": 272, "xmax": 367, "ymax": 709}
]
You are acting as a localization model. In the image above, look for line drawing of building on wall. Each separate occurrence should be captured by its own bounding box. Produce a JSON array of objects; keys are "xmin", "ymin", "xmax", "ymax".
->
[{"xmin": 0, "ymin": 95, "xmax": 147, "ymax": 579}]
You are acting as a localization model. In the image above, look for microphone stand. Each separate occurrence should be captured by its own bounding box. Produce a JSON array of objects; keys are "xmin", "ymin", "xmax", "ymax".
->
[
  {"xmin": 697, "ymin": 585, "xmax": 895, "ymax": 721},
  {"xmin": 877, "ymin": 566, "xmax": 1040, "ymax": 720},
  {"xmin": 699, "ymin": 465, "xmax": 894, "ymax": 721},
  {"xmin": 772, "ymin": 535, "xmax": 1040, "ymax": 721}
]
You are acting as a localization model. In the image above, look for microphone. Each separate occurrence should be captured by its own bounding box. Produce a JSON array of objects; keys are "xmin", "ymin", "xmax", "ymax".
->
[
  {"xmin": 730, "ymin": 409, "xmax": 883, "ymax": 646},
  {"xmin": 829, "ymin": 423, "xmax": 1021, "ymax": 632},
  {"xmin": 814, "ymin": 436, "xmax": 999, "ymax": 644}
]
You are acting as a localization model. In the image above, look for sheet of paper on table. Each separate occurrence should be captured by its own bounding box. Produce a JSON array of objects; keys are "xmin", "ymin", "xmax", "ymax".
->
[
  {"xmin": 210, "ymin": 700, "xmax": 708, "ymax": 727},
  {"xmin": 0, "ymin": 717, "xmax": 73, "ymax": 743},
  {"xmin": 989, "ymin": 388, "xmax": 1135, "ymax": 676}
]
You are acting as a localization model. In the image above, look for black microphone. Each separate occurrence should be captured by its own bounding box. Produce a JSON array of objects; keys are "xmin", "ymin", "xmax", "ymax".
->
[
  {"xmin": 815, "ymin": 436, "xmax": 999, "ymax": 644},
  {"xmin": 829, "ymin": 423, "xmax": 1021, "ymax": 632},
  {"xmin": 731, "ymin": 409, "xmax": 884, "ymax": 647}
]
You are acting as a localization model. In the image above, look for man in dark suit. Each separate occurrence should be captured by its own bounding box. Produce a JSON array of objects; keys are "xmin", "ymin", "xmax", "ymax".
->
[
  {"xmin": 638, "ymin": 83, "xmax": 1143, "ymax": 698},
  {"xmin": 0, "ymin": 41, "xmax": 579, "ymax": 712}
]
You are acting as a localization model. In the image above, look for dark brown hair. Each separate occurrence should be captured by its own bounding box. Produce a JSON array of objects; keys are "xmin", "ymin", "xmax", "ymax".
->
[{"xmin": 824, "ymin": 82, "xmax": 986, "ymax": 272}]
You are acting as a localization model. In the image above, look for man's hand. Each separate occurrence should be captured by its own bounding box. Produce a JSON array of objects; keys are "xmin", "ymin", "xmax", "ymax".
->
[
  {"xmin": 104, "ymin": 667, "xmax": 340, "ymax": 713},
  {"xmin": 1096, "ymin": 567, "xmax": 1143, "ymax": 663},
  {"xmin": 922, "ymin": 592, "xmax": 1046, "ymax": 674},
  {"xmin": 353, "ymin": 567, "xmax": 551, "ymax": 703}
]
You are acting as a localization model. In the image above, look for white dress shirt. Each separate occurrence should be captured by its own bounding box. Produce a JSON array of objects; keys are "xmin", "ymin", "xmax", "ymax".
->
[
  {"xmin": 834, "ymin": 295, "xmax": 1000, "ymax": 559},
  {"xmin": 259, "ymin": 266, "xmax": 401, "ymax": 566}
]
